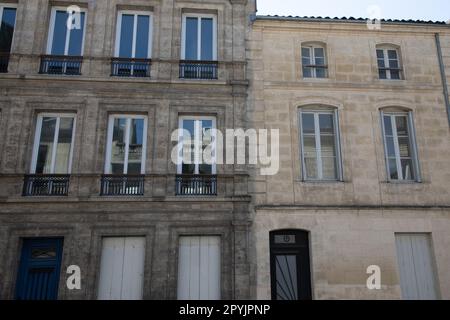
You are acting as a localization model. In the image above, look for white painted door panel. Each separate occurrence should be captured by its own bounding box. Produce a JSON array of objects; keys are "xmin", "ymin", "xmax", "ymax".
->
[
  {"xmin": 395, "ymin": 234, "xmax": 439, "ymax": 300},
  {"xmin": 98, "ymin": 237, "xmax": 146, "ymax": 300},
  {"xmin": 178, "ymin": 236, "xmax": 221, "ymax": 300}
]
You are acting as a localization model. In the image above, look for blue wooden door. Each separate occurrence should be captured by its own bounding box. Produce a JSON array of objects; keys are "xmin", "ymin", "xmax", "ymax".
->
[{"xmin": 15, "ymin": 238, "xmax": 64, "ymax": 300}]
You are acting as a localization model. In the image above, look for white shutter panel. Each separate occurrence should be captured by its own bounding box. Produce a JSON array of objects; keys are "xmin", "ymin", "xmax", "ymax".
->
[
  {"xmin": 178, "ymin": 236, "xmax": 221, "ymax": 300},
  {"xmin": 98, "ymin": 237, "xmax": 146, "ymax": 300},
  {"xmin": 395, "ymin": 234, "xmax": 439, "ymax": 300}
]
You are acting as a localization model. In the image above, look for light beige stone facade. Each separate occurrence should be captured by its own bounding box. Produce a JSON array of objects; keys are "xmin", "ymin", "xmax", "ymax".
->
[{"xmin": 247, "ymin": 17, "xmax": 450, "ymax": 299}]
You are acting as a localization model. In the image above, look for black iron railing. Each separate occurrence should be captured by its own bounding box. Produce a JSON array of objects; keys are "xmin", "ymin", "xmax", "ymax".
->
[
  {"xmin": 23, "ymin": 175, "xmax": 70, "ymax": 196},
  {"xmin": 179, "ymin": 60, "xmax": 218, "ymax": 79},
  {"xmin": 0, "ymin": 53, "xmax": 10, "ymax": 73},
  {"xmin": 101, "ymin": 175, "xmax": 145, "ymax": 196},
  {"xmin": 175, "ymin": 174, "xmax": 217, "ymax": 196},
  {"xmin": 111, "ymin": 58, "xmax": 151, "ymax": 77},
  {"xmin": 39, "ymin": 55, "xmax": 83, "ymax": 75}
]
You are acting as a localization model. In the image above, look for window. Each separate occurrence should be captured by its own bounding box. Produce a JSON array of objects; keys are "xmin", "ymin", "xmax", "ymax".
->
[
  {"xmin": 302, "ymin": 44, "xmax": 327, "ymax": 78},
  {"xmin": 176, "ymin": 116, "xmax": 217, "ymax": 196},
  {"xmin": 181, "ymin": 14, "xmax": 217, "ymax": 61},
  {"xmin": 46, "ymin": 7, "xmax": 86, "ymax": 56},
  {"xmin": 0, "ymin": 4, "xmax": 17, "ymax": 72},
  {"xmin": 381, "ymin": 111, "xmax": 420, "ymax": 182},
  {"xmin": 178, "ymin": 116, "xmax": 216, "ymax": 175},
  {"xmin": 105, "ymin": 115, "xmax": 148, "ymax": 175},
  {"xmin": 377, "ymin": 46, "xmax": 402, "ymax": 80},
  {"xmin": 41, "ymin": 7, "xmax": 86, "ymax": 74},
  {"xmin": 112, "ymin": 11, "xmax": 152, "ymax": 77},
  {"xmin": 30, "ymin": 114, "xmax": 76, "ymax": 174},
  {"xmin": 299, "ymin": 108, "xmax": 342, "ymax": 181}
]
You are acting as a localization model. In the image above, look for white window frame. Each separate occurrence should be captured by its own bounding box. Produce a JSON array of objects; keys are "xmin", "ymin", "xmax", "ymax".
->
[
  {"xmin": 46, "ymin": 6, "xmax": 87, "ymax": 56},
  {"xmin": 381, "ymin": 111, "xmax": 421, "ymax": 182},
  {"xmin": 104, "ymin": 114, "xmax": 148, "ymax": 175},
  {"xmin": 177, "ymin": 116, "xmax": 217, "ymax": 175},
  {"xmin": 181, "ymin": 13, "xmax": 217, "ymax": 61},
  {"xmin": 114, "ymin": 10, "xmax": 153, "ymax": 59},
  {"xmin": 30, "ymin": 113, "xmax": 77, "ymax": 174},
  {"xmin": 0, "ymin": 4, "xmax": 18, "ymax": 53},
  {"xmin": 299, "ymin": 109, "xmax": 343, "ymax": 181},
  {"xmin": 301, "ymin": 44, "xmax": 327, "ymax": 78},
  {"xmin": 377, "ymin": 47, "xmax": 402, "ymax": 80}
]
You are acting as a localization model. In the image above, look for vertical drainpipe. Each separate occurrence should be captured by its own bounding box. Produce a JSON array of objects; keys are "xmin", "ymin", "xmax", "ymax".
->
[{"xmin": 435, "ymin": 33, "xmax": 450, "ymax": 126}]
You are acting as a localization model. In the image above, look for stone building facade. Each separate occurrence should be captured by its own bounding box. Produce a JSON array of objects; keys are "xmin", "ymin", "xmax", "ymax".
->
[
  {"xmin": 247, "ymin": 16, "xmax": 450, "ymax": 300},
  {"xmin": 1, "ymin": 0, "xmax": 450, "ymax": 301},
  {"xmin": 0, "ymin": 0, "xmax": 256, "ymax": 300}
]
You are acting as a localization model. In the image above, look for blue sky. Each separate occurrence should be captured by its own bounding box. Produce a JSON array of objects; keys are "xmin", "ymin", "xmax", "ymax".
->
[{"xmin": 257, "ymin": 0, "xmax": 450, "ymax": 22}]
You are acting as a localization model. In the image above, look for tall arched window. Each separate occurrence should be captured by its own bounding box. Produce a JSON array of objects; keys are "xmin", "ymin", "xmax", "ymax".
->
[
  {"xmin": 301, "ymin": 42, "xmax": 328, "ymax": 78},
  {"xmin": 380, "ymin": 108, "xmax": 420, "ymax": 182},
  {"xmin": 298, "ymin": 106, "xmax": 342, "ymax": 181}
]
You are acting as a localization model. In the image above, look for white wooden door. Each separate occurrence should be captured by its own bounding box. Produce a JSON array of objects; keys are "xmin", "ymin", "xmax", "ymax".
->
[
  {"xmin": 177, "ymin": 236, "xmax": 221, "ymax": 300},
  {"xmin": 395, "ymin": 234, "xmax": 440, "ymax": 300},
  {"xmin": 98, "ymin": 237, "xmax": 146, "ymax": 300}
]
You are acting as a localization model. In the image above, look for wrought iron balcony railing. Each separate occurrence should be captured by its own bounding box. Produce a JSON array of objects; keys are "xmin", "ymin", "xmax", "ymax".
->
[
  {"xmin": 0, "ymin": 53, "xmax": 10, "ymax": 73},
  {"xmin": 23, "ymin": 175, "xmax": 70, "ymax": 197},
  {"xmin": 111, "ymin": 58, "xmax": 151, "ymax": 77},
  {"xmin": 179, "ymin": 60, "xmax": 218, "ymax": 79},
  {"xmin": 100, "ymin": 175, "xmax": 145, "ymax": 196},
  {"xmin": 175, "ymin": 174, "xmax": 217, "ymax": 196},
  {"xmin": 39, "ymin": 55, "xmax": 83, "ymax": 75}
]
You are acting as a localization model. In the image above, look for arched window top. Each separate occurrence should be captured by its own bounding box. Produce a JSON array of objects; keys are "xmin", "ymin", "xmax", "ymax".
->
[
  {"xmin": 299, "ymin": 104, "xmax": 337, "ymax": 112},
  {"xmin": 379, "ymin": 106, "xmax": 412, "ymax": 113},
  {"xmin": 302, "ymin": 41, "xmax": 327, "ymax": 48},
  {"xmin": 376, "ymin": 43, "xmax": 401, "ymax": 50}
]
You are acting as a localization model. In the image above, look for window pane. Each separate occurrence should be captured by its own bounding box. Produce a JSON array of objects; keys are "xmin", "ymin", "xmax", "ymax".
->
[
  {"xmin": 68, "ymin": 12, "xmax": 85, "ymax": 56},
  {"xmin": 110, "ymin": 118, "xmax": 127, "ymax": 174},
  {"xmin": 398, "ymin": 137, "xmax": 411, "ymax": 157},
  {"xmin": 389, "ymin": 59, "xmax": 399, "ymax": 69},
  {"xmin": 36, "ymin": 118, "xmax": 57, "ymax": 174},
  {"xmin": 376, "ymin": 49, "xmax": 384, "ymax": 59},
  {"xmin": 315, "ymin": 67, "xmax": 326, "ymax": 78},
  {"xmin": 388, "ymin": 159, "xmax": 398, "ymax": 180},
  {"xmin": 200, "ymin": 18, "xmax": 213, "ymax": 61},
  {"xmin": 386, "ymin": 137, "xmax": 396, "ymax": 157},
  {"xmin": 119, "ymin": 14, "xmax": 134, "ymax": 58},
  {"xmin": 322, "ymin": 157, "xmax": 337, "ymax": 180},
  {"xmin": 383, "ymin": 116, "xmax": 393, "ymax": 136},
  {"xmin": 135, "ymin": 15, "xmax": 150, "ymax": 59},
  {"xmin": 199, "ymin": 120, "xmax": 213, "ymax": 174},
  {"xmin": 390, "ymin": 70, "xmax": 401, "ymax": 80},
  {"xmin": 303, "ymin": 67, "xmax": 312, "ymax": 78},
  {"xmin": 301, "ymin": 47, "xmax": 311, "ymax": 61},
  {"xmin": 127, "ymin": 119, "xmax": 144, "ymax": 174},
  {"xmin": 377, "ymin": 58, "xmax": 385, "ymax": 68},
  {"xmin": 320, "ymin": 136, "xmax": 336, "ymax": 158},
  {"xmin": 319, "ymin": 114, "xmax": 334, "ymax": 134},
  {"xmin": 51, "ymin": 11, "xmax": 68, "ymax": 55},
  {"xmin": 302, "ymin": 114, "xmax": 315, "ymax": 134},
  {"xmin": 401, "ymin": 159, "xmax": 414, "ymax": 180},
  {"xmin": 304, "ymin": 157, "xmax": 318, "ymax": 179},
  {"xmin": 388, "ymin": 50, "xmax": 398, "ymax": 60},
  {"xmin": 395, "ymin": 116, "xmax": 408, "ymax": 136},
  {"xmin": 379, "ymin": 69, "xmax": 387, "ymax": 79},
  {"xmin": 0, "ymin": 8, "xmax": 16, "ymax": 53},
  {"xmin": 185, "ymin": 17, "xmax": 198, "ymax": 60},
  {"xmin": 182, "ymin": 120, "xmax": 195, "ymax": 174},
  {"xmin": 54, "ymin": 118, "xmax": 74, "ymax": 174},
  {"xmin": 314, "ymin": 47, "xmax": 324, "ymax": 59},
  {"xmin": 303, "ymin": 136, "xmax": 316, "ymax": 157}
]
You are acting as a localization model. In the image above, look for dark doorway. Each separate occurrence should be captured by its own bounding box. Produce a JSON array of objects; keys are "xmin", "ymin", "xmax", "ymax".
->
[
  {"xmin": 270, "ymin": 230, "xmax": 312, "ymax": 300},
  {"xmin": 15, "ymin": 238, "xmax": 64, "ymax": 300}
]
